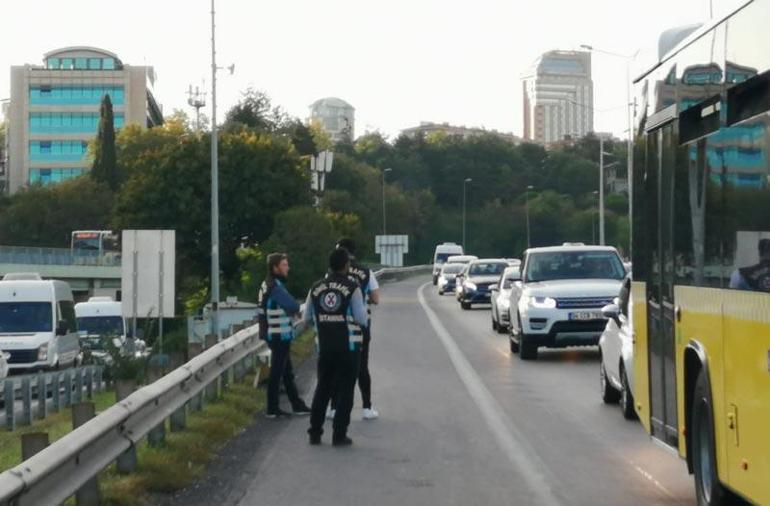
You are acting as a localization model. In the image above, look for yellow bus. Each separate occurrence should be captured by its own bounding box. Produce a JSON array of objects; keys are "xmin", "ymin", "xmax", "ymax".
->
[{"xmin": 632, "ymin": 1, "xmax": 770, "ymax": 504}]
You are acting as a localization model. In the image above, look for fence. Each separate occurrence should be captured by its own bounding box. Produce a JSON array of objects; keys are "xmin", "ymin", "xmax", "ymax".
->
[
  {"xmin": 1, "ymin": 366, "xmax": 104, "ymax": 431},
  {"xmin": 0, "ymin": 265, "xmax": 429, "ymax": 505},
  {"xmin": 0, "ymin": 245, "xmax": 120, "ymax": 267}
]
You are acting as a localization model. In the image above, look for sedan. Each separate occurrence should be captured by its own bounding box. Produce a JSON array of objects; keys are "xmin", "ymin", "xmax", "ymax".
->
[
  {"xmin": 457, "ymin": 259, "xmax": 509, "ymax": 309},
  {"xmin": 437, "ymin": 263, "xmax": 466, "ymax": 295},
  {"xmin": 598, "ymin": 275, "xmax": 636, "ymax": 420},
  {"xmin": 490, "ymin": 266, "xmax": 521, "ymax": 333}
]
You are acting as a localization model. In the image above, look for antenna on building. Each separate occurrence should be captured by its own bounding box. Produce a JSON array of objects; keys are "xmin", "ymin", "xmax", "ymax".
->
[{"xmin": 187, "ymin": 84, "xmax": 207, "ymax": 131}]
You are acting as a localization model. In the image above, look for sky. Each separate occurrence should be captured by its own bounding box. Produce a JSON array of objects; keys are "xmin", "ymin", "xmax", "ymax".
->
[{"xmin": 0, "ymin": 0, "xmax": 748, "ymax": 141}]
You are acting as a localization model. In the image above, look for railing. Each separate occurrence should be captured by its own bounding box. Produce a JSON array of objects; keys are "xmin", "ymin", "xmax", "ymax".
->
[
  {"xmin": 0, "ymin": 265, "xmax": 428, "ymax": 505},
  {"xmin": 0, "ymin": 246, "xmax": 121, "ymax": 267}
]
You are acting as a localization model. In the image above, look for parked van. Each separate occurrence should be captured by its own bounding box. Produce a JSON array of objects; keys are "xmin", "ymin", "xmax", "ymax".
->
[
  {"xmin": 75, "ymin": 296, "xmax": 128, "ymax": 362},
  {"xmin": 0, "ymin": 273, "xmax": 80, "ymax": 371},
  {"xmin": 432, "ymin": 243, "xmax": 464, "ymax": 285}
]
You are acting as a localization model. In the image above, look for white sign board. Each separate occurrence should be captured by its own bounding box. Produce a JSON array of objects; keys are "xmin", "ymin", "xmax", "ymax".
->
[
  {"xmin": 121, "ymin": 230, "xmax": 176, "ymax": 319},
  {"xmin": 375, "ymin": 235, "xmax": 409, "ymax": 267}
]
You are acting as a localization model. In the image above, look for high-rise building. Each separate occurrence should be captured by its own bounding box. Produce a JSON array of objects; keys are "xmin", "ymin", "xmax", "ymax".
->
[
  {"xmin": 6, "ymin": 47, "xmax": 163, "ymax": 194},
  {"xmin": 309, "ymin": 97, "xmax": 355, "ymax": 142},
  {"xmin": 522, "ymin": 50, "xmax": 593, "ymax": 145}
]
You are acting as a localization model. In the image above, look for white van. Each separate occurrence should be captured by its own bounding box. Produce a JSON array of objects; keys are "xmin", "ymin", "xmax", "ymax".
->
[
  {"xmin": 432, "ymin": 243, "xmax": 464, "ymax": 285},
  {"xmin": 75, "ymin": 297, "xmax": 128, "ymax": 362},
  {"xmin": 0, "ymin": 274, "xmax": 80, "ymax": 371}
]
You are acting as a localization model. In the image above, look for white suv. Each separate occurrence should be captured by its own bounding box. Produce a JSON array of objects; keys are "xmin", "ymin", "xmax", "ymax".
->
[{"xmin": 508, "ymin": 245, "xmax": 626, "ymax": 360}]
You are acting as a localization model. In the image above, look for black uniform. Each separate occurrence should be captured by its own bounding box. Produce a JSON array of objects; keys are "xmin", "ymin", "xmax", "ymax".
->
[
  {"xmin": 739, "ymin": 260, "xmax": 770, "ymax": 292},
  {"xmin": 307, "ymin": 273, "xmax": 364, "ymax": 440}
]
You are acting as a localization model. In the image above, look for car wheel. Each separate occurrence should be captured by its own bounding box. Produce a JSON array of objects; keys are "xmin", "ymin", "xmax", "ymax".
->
[
  {"xmin": 519, "ymin": 334, "xmax": 538, "ymax": 360},
  {"xmin": 492, "ymin": 316, "xmax": 498, "ymax": 331},
  {"xmin": 692, "ymin": 369, "xmax": 729, "ymax": 506},
  {"xmin": 509, "ymin": 336, "xmax": 520, "ymax": 354},
  {"xmin": 620, "ymin": 365, "xmax": 637, "ymax": 420},
  {"xmin": 438, "ymin": 288, "xmax": 444, "ymax": 295},
  {"xmin": 461, "ymin": 301, "xmax": 471, "ymax": 310},
  {"xmin": 600, "ymin": 364, "xmax": 621, "ymax": 403}
]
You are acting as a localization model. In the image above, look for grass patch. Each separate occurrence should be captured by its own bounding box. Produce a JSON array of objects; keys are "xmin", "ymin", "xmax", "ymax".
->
[
  {"xmin": 0, "ymin": 389, "xmax": 117, "ymax": 472},
  {"xmin": 97, "ymin": 329, "xmax": 316, "ymax": 505}
]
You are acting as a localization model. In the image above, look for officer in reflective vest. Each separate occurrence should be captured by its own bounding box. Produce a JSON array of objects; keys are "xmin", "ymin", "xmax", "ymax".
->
[
  {"xmin": 304, "ymin": 248, "xmax": 368, "ymax": 446},
  {"xmin": 328, "ymin": 238, "xmax": 381, "ymax": 421},
  {"xmin": 730, "ymin": 238, "xmax": 770, "ymax": 292},
  {"xmin": 258, "ymin": 253, "xmax": 311, "ymax": 418}
]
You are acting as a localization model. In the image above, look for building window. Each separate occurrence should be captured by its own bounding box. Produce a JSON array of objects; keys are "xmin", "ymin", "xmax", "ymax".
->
[
  {"xmin": 29, "ymin": 168, "xmax": 85, "ymax": 186},
  {"xmin": 102, "ymin": 58, "xmax": 115, "ymax": 70},
  {"xmin": 75, "ymin": 58, "xmax": 88, "ymax": 70},
  {"xmin": 88, "ymin": 58, "xmax": 101, "ymax": 70},
  {"xmin": 47, "ymin": 58, "xmax": 60, "ymax": 69},
  {"xmin": 61, "ymin": 58, "xmax": 73, "ymax": 70}
]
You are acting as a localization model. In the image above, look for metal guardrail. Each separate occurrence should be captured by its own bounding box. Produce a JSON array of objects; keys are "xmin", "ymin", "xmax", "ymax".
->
[
  {"xmin": 0, "ymin": 265, "xmax": 428, "ymax": 505},
  {"xmin": 0, "ymin": 245, "xmax": 121, "ymax": 267}
]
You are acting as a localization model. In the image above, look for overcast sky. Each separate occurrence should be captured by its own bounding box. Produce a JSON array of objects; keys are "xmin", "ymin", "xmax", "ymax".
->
[{"xmin": 0, "ymin": 0, "xmax": 748, "ymax": 140}]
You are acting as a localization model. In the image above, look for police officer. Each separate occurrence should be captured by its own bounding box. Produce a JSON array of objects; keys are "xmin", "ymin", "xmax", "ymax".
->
[
  {"xmin": 328, "ymin": 238, "xmax": 381, "ymax": 421},
  {"xmin": 258, "ymin": 253, "xmax": 311, "ymax": 418},
  {"xmin": 730, "ymin": 238, "xmax": 770, "ymax": 292},
  {"xmin": 305, "ymin": 248, "xmax": 368, "ymax": 446}
]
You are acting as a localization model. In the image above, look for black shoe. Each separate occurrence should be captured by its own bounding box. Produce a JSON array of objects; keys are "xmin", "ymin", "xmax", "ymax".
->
[
  {"xmin": 292, "ymin": 403, "xmax": 311, "ymax": 416},
  {"xmin": 309, "ymin": 434, "xmax": 322, "ymax": 445},
  {"xmin": 265, "ymin": 408, "xmax": 292, "ymax": 419},
  {"xmin": 332, "ymin": 435, "xmax": 353, "ymax": 447}
]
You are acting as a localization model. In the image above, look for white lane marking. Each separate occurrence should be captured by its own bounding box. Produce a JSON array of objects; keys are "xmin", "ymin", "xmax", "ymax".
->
[
  {"xmin": 418, "ymin": 283, "xmax": 562, "ymax": 506},
  {"xmin": 628, "ymin": 460, "xmax": 677, "ymax": 499}
]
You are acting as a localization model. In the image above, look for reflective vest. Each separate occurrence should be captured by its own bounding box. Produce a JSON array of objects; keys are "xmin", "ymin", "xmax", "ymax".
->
[
  {"xmin": 348, "ymin": 260, "xmax": 372, "ymax": 322},
  {"xmin": 310, "ymin": 273, "xmax": 362, "ymax": 352},
  {"xmin": 739, "ymin": 260, "xmax": 770, "ymax": 292},
  {"xmin": 258, "ymin": 279, "xmax": 294, "ymax": 341}
]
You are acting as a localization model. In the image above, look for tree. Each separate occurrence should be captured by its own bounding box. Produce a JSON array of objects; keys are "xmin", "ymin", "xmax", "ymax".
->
[
  {"xmin": 91, "ymin": 94, "xmax": 119, "ymax": 190},
  {"xmin": 224, "ymin": 88, "xmax": 287, "ymax": 133}
]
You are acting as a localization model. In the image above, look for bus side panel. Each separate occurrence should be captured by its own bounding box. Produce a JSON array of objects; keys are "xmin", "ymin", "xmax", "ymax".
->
[
  {"xmin": 631, "ymin": 281, "xmax": 651, "ymax": 433},
  {"xmin": 674, "ymin": 288, "xmax": 727, "ymax": 475},
  {"xmin": 722, "ymin": 292, "xmax": 770, "ymax": 505}
]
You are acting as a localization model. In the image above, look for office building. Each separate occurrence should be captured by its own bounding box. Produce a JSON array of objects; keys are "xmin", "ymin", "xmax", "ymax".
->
[
  {"xmin": 6, "ymin": 47, "xmax": 163, "ymax": 193},
  {"xmin": 522, "ymin": 50, "xmax": 594, "ymax": 145},
  {"xmin": 401, "ymin": 121, "xmax": 521, "ymax": 144},
  {"xmin": 309, "ymin": 97, "xmax": 355, "ymax": 142}
]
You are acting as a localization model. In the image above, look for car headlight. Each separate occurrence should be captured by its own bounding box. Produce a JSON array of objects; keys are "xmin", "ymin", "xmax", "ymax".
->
[
  {"xmin": 439, "ymin": 276, "xmax": 448, "ymax": 285},
  {"xmin": 464, "ymin": 281, "xmax": 477, "ymax": 291},
  {"xmin": 527, "ymin": 296, "xmax": 556, "ymax": 309},
  {"xmin": 37, "ymin": 344, "xmax": 49, "ymax": 361}
]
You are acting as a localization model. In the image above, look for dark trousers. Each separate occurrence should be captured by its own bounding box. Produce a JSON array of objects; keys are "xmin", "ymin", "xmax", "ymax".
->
[
  {"xmin": 309, "ymin": 347, "xmax": 361, "ymax": 438},
  {"xmin": 331, "ymin": 324, "xmax": 372, "ymax": 409},
  {"xmin": 267, "ymin": 339, "xmax": 302, "ymax": 413}
]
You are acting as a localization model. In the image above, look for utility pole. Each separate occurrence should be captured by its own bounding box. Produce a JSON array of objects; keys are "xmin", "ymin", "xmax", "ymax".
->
[
  {"xmin": 462, "ymin": 178, "xmax": 472, "ymax": 250},
  {"xmin": 210, "ymin": 0, "xmax": 220, "ymax": 338},
  {"xmin": 599, "ymin": 135, "xmax": 605, "ymax": 246},
  {"xmin": 525, "ymin": 185, "xmax": 534, "ymax": 248},
  {"xmin": 382, "ymin": 168, "xmax": 392, "ymax": 236}
]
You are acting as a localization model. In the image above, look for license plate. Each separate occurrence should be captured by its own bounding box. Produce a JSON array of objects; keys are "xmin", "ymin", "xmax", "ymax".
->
[{"xmin": 569, "ymin": 311, "xmax": 602, "ymax": 321}]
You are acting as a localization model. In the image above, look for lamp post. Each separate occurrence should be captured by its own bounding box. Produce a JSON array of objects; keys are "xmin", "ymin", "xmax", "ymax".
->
[
  {"xmin": 592, "ymin": 190, "xmax": 599, "ymax": 244},
  {"xmin": 382, "ymin": 167, "xmax": 392, "ymax": 236},
  {"xmin": 525, "ymin": 185, "xmax": 534, "ymax": 248},
  {"xmin": 210, "ymin": 0, "xmax": 220, "ymax": 337},
  {"xmin": 462, "ymin": 178, "xmax": 472, "ymax": 250}
]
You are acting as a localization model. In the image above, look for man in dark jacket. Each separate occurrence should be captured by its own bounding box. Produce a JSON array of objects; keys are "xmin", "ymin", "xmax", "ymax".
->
[{"xmin": 258, "ymin": 253, "xmax": 311, "ymax": 418}]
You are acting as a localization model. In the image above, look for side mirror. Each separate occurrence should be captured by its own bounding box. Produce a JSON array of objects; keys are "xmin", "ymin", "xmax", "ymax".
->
[
  {"xmin": 601, "ymin": 304, "xmax": 621, "ymax": 324},
  {"xmin": 56, "ymin": 320, "xmax": 68, "ymax": 336}
]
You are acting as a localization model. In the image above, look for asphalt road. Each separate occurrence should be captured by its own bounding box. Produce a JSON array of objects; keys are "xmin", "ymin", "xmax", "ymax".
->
[{"xmin": 170, "ymin": 275, "xmax": 696, "ymax": 506}]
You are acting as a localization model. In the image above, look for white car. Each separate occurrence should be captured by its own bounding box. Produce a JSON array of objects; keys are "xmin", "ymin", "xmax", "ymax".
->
[
  {"xmin": 490, "ymin": 266, "xmax": 521, "ymax": 333},
  {"xmin": 599, "ymin": 275, "xmax": 636, "ymax": 420},
  {"xmin": 432, "ymin": 243, "xmax": 464, "ymax": 285},
  {"xmin": 508, "ymin": 245, "xmax": 625, "ymax": 360}
]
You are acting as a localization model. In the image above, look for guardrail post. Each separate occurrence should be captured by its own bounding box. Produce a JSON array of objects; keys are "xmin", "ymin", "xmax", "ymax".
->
[
  {"xmin": 95, "ymin": 366, "xmax": 103, "ymax": 393},
  {"xmin": 73, "ymin": 368, "xmax": 83, "ymax": 405},
  {"xmin": 221, "ymin": 365, "xmax": 230, "ymax": 390},
  {"xmin": 115, "ymin": 381, "xmax": 138, "ymax": 474},
  {"xmin": 204, "ymin": 335, "xmax": 219, "ymax": 402},
  {"xmin": 21, "ymin": 432, "xmax": 49, "ymax": 460},
  {"xmin": 63, "ymin": 370, "xmax": 72, "ymax": 407},
  {"xmin": 148, "ymin": 417, "xmax": 166, "ymax": 447},
  {"xmin": 5, "ymin": 379, "xmax": 15, "ymax": 431},
  {"xmin": 84, "ymin": 367, "xmax": 94, "ymax": 399},
  {"xmin": 21, "ymin": 377, "xmax": 32, "ymax": 426},
  {"xmin": 72, "ymin": 402, "xmax": 99, "ymax": 505},
  {"xmin": 188, "ymin": 342, "xmax": 203, "ymax": 358},
  {"xmin": 170, "ymin": 404, "xmax": 186, "ymax": 432},
  {"xmin": 52, "ymin": 372, "xmax": 61, "ymax": 412},
  {"xmin": 37, "ymin": 372, "xmax": 48, "ymax": 420}
]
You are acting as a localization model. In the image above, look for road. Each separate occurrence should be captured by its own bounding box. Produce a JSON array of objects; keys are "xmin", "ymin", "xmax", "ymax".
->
[{"xmin": 171, "ymin": 275, "xmax": 696, "ymax": 506}]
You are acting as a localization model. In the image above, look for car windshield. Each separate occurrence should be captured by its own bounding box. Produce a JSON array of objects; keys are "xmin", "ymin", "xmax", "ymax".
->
[
  {"xmin": 526, "ymin": 250, "xmax": 625, "ymax": 282},
  {"xmin": 0, "ymin": 302, "xmax": 53, "ymax": 333},
  {"xmin": 77, "ymin": 316, "xmax": 124, "ymax": 336},
  {"xmin": 435, "ymin": 252, "xmax": 456, "ymax": 264},
  {"xmin": 442, "ymin": 264, "xmax": 465, "ymax": 274},
  {"xmin": 502, "ymin": 269, "xmax": 521, "ymax": 288},
  {"xmin": 468, "ymin": 262, "xmax": 507, "ymax": 276}
]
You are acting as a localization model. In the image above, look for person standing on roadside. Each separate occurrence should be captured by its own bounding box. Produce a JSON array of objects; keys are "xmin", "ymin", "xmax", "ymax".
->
[
  {"xmin": 305, "ymin": 248, "xmax": 368, "ymax": 446},
  {"xmin": 258, "ymin": 253, "xmax": 311, "ymax": 418},
  {"xmin": 327, "ymin": 238, "xmax": 381, "ymax": 421}
]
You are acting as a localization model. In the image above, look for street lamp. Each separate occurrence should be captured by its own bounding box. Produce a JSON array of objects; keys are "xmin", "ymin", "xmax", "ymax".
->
[
  {"xmin": 592, "ymin": 190, "xmax": 599, "ymax": 245},
  {"xmin": 525, "ymin": 185, "xmax": 534, "ymax": 248},
  {"xmin": 210, "ymin": 0, "xmax": 221, "ymax": 338},
  {"xmin": 462, "ymin": 178, "xmax": 472, "ymax": 250},
  {"xmin": 382, "ymin": 167, "xmax": 392, "ymax": 236}
]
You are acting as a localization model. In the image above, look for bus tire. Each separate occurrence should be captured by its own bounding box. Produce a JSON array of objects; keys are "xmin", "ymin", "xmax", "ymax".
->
[{"xmin": 692, "ymin": 369, "xmax": 728, "ymax": 506}]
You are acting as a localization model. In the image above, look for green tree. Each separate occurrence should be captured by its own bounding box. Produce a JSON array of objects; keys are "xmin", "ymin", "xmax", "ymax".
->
[{"xmin": 91, "ymin": 94, "xmax": 119, "ymax": 190}]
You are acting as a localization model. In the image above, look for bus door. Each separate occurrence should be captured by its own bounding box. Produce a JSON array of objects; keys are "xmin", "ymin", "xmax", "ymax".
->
[{"xmin": 646, "ymin": 119, "xmax": 679, "ymax": 447}]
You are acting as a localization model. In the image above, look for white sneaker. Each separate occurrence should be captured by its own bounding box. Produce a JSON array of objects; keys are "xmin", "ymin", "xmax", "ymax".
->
[
  {"xmin": 326, "ymin": 407, "xmax": 336, "ymax": 420},
  {"xmin": 362, "ymin": 408, "xmax": 379, "ymax": 420}
]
